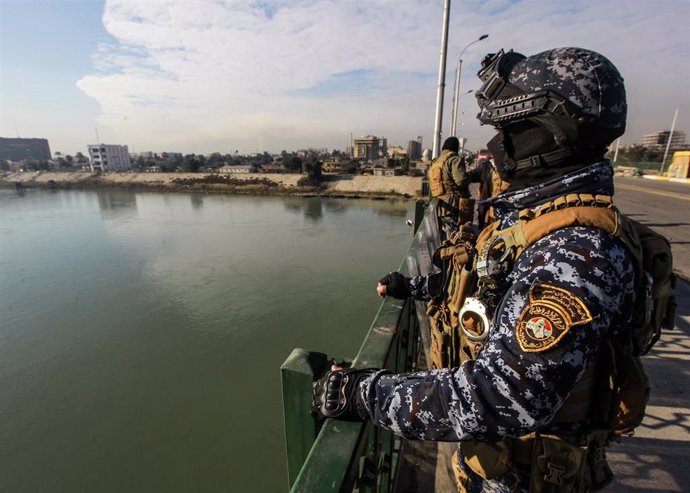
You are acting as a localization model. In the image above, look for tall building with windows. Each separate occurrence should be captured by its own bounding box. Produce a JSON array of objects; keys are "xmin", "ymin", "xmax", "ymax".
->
[
  {"xmin": 87, "ymin": 144, "xmax": 132, "ymax": 172},
  {"xmin": 641, "ymin": 130, "xmax": 687, "ymax": 152},
  {"xmin": 0, "ymin": 137, "xmax": 51, "ymax": 161},
  {"xmin": 352, "ymin": 135, "xmax": 387, "ymax": 160},
  {"xmin": 407, "ymin": 137, "xmax": 423, "ymax": 160}
]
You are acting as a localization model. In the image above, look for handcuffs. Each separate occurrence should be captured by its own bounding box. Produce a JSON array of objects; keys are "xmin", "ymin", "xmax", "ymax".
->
[{"xmin": 459, "ymin": 233, "xmax": 517, "ymax": 342}]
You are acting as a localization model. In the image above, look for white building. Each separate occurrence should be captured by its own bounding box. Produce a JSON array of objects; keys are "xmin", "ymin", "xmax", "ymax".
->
[
  {"xmin": 641, "ymin": 130, "xmax": 687, "ymax": 153},
  {"xmin": 87, "ymin": 144, "xmax": 132, "ymax": 172},
  {"xmin": 219, "ymin": 164, "xmax": 254, "ymax": 173}
]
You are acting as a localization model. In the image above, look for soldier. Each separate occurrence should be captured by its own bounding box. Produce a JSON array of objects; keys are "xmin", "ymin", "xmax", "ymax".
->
[
  {"xmin": 313, "ymin": 48, "xmax": 672, "ymax": 492},
  {"xmin": 429, "ymin": 136, "xmax": 473, "ymax": 232},
  {"xmin": 466, "ymin": 156, "xmax": 510, "ymax": 230}
]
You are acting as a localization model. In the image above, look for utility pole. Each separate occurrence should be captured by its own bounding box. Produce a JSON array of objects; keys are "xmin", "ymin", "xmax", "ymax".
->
[
  {"xmin": 432, "ymin": 0, "xmax": 451, "ymax": 160},
  {"xmin": 660, "ymin": 108, "xmax": 679, "ymax": 175}
]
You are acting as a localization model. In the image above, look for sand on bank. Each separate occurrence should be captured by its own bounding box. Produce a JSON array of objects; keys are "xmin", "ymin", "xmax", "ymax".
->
[{"xmin": 2, "ymin": 171, "xmax": 423, "ymax": 198}]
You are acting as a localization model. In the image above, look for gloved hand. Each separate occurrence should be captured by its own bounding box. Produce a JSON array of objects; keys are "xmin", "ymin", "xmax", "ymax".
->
[
  {"xmin": 312, "ymin": 368, "xmax": 378, "ymax": 422},
  {"xmin": 377, "ymin": 272, "xmax": 412, "ymax": 299}
]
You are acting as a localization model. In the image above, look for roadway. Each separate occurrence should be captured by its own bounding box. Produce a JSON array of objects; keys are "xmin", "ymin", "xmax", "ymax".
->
[
  {"xmin": 614, "ymin": 176, "xmax": 690, "ymax": 279},
  {"xmin": 608, "ymin": 176, "xmax": 689, "ymax": 492}
]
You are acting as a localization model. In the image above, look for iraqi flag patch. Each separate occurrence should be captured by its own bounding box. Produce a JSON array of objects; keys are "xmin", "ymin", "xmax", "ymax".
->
[{"xmin": 515, "ymin": 283, "xmax": 593, "ymax": 352}]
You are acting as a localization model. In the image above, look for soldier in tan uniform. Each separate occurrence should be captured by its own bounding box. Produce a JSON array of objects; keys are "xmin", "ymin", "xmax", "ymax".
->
[{"xmin": 429, "ymin": 137, "xmax": 473, "ymax": 229}]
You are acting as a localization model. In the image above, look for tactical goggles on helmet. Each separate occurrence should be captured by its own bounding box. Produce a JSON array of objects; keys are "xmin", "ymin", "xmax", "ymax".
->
[
  {"xmin": 476, "ymin": 50, "xmax": 525, "ymax": 102},
  {"xmin": 476, "ymin": 50, "xmax": 586, "ymax": 128}
]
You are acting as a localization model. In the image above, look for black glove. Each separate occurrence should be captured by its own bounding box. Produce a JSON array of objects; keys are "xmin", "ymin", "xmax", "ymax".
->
[
  {"xmin": 378, "ymin": 272, "xmax": 412, "ymax": 299},
  {"xmin": 312, "ymin": 368, "xmax": 378, "ymax": 422}
]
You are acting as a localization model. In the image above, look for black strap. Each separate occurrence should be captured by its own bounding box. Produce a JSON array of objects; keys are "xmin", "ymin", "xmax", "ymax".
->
[{"xmin": 506, "ymin": 147, "xmax": 578, "ymax": 172}]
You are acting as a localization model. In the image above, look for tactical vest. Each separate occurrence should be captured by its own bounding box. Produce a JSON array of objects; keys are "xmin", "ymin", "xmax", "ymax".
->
[
  {"xmin": 490, "ymin": 164, "xmax": 510, "ymax": 198},
  {"xmin": 429, "ymin": 150, "xmax": 461, "ymax": 198},
  {"xmin": 427, "ymin": 193, "xmax": 676, "ymax": 493}
]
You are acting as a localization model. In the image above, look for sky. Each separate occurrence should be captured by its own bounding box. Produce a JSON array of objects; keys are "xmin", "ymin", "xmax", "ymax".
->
[{"xmin": 1, "ymin": 0, "xmax": 689, "ymax": 156}]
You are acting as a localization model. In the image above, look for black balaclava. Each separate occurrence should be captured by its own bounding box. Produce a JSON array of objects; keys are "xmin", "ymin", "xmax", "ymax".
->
[
  {"xmin": 487, "ymin": 121, "xmax": 607, "ymax": 192},
  {"xmin": 442, "ymin": 137, "xmax": 460, "ymax": 153}
]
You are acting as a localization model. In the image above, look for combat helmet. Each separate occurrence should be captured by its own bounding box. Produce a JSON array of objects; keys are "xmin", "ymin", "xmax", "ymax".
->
[{"xmin": 475, "ymin": 47, "xmax": 626, "ymax": 173}]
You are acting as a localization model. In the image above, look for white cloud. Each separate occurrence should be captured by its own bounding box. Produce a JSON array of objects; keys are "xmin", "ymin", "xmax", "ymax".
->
[{"xmin": 76, "ymin": 0, "xmax": 690, "ymax": 154}]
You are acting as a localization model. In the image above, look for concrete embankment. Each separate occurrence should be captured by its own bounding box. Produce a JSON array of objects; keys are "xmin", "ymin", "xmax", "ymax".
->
[{"xmin": 1, "ymin": 171, "xmax": 423, "ymax": 199}]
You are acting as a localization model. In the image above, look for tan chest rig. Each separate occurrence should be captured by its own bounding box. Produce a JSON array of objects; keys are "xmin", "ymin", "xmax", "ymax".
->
[
  {"xmin": 426, "ymin": 194, "xmax": 672, "ymax": 493},
  {"xmin": 430, "ymin": 150, "xmax": 462, "ymax": 198}
]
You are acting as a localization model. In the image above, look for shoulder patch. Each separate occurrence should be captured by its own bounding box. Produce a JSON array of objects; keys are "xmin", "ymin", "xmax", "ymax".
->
[{"xmin": 515, "ymin": 283, "xmax": 593, "ymax": 352}]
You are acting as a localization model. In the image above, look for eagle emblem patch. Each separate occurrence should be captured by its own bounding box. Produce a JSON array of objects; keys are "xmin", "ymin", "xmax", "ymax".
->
[{"xmin": 516, "ymin": 283, "xmax": 592, "ymax": 352}]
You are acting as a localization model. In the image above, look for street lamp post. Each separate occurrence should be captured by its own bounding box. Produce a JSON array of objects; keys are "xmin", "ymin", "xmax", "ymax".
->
[
  {"xmin": 660, "ymin": 108, "xmax": 679, "ymax": 175},
  {"xmin": 450, "ymin": 34, "xmax": 488, "ymax": 137},
  {"xmin": 432, "ymin": 0, "xmax": 452, "ymax": 160}
]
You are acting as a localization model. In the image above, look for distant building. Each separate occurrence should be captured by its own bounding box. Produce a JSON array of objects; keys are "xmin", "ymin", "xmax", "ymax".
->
[
  {"xmin": 323, "ymin": 156, "xmax": 354, "ymax": 173},
  {"xmin": 353, "ymin": 135, "xmax": 387, "ymax": 160},
  {"xmin": 219, "ymin": 164, "xmax": 254, "ymax": 173},
  {"xmin": 87, "ymin": 144, "xmax": 132, "ymax": 172},
  {"xmin": 0, "ymin": 137, "xmax": 51, "ymax": 161},
  {"xmin": 407, "ymin": 139, "xmax": 422, "ymax": 160},
  {"xmin": 387, "ymin": 146, "xmax": 407, "ymax": 158},
  {"xmin": 260, "ymin": 163, "xmax": 285, "ymax": 173},
  {"xmin": 641, "ymin": 130, "xmax": 687, "ymax": 152},
  {"xmin": 372, "ymin": 167, "xmax": 399, "ymax": 177}
]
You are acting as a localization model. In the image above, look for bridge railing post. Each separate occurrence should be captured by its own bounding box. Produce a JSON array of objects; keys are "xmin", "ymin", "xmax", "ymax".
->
[{"xmin": 280, "ymin": 348, "xmax": 329, "ymax": 487}]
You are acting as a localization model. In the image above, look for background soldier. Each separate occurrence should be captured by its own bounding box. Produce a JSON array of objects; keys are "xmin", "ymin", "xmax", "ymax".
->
[
  {"xmin": 429, "ymin": 136, "xmax": 473, "ymax": 231},
  {"xmin": 313, "ymin": 47, "xmax": 673, "ymax": 492}
]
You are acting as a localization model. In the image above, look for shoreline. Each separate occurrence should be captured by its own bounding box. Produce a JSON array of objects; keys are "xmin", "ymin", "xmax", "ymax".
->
[{"xmin": 1, "ymin": 171, "xmax": 424, "ymax": 200}]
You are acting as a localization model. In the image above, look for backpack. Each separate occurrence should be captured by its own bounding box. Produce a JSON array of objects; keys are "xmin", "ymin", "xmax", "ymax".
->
[{"xmin": 615, "ymin": 217, "xmax": 676, "ymax": 354}]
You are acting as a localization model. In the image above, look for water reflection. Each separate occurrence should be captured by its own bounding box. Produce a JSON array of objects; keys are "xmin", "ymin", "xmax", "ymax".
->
[
  {"xmin": 372, "ymin": 200, "xmax": 411, "ymax": 218},
  {"xmin": 283, "ymin": 197, "xmax": 326, "ymax": 222},
  {"xmin": 97, "ymin": 190, "xmax": 138, "ymax": 218},
  {"xmin": 282, "ymin": 196, "xmax": 414, "ymax": 223},
  {"xmin": 304, "ymin": 198, "xmax": 323, "ymax": 221},
  {"xmin": 190, "ymin": 194, "xmax": 204, "ymax": 210},
  {"xmin": 322, "ymin": 200, "xmax": 348, "ymax": 214}
]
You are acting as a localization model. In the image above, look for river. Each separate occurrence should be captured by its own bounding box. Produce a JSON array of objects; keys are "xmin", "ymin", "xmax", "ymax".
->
[{"xmin": 0, "ymin": 189, "xmax": 416, "ymax": 492}]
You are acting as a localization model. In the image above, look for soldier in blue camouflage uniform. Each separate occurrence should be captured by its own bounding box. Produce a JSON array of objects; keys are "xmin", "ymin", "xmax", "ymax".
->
[{"xmin": 314, "ymin": 48, "xmax": 635, "ymax": 492}]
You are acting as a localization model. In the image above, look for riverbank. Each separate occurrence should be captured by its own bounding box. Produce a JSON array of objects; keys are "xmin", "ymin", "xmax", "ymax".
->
[{"xmin": 0, "ymin": 171, "xmax": 423, "ymax": 199}]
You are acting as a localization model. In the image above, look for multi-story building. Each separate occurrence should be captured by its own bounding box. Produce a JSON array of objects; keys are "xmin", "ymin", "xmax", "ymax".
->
[
  {"xmin": 407, "ymin": 139, "xmax": 423, "ymax": 160},
  {"xmin": 322, "ymin": 156, "xmax": 354, "ymax": 173},
  {"xmin": 0, "ymin": 137, "xmax": 51, "ymax": 161},
  {"xmin": 353, "ymin": 135, "xmax": 387, "ymax": 160},
  {"xmin": 641, "ymin": 130, "xmax": 687, "ymax": 152},
  {"xmin": 386, "ymin": 146, "xmax": 407, "ymax": 158},
  {"xmin": 87, "ymin": 144, "xmax": 132, "ymax": 172}
]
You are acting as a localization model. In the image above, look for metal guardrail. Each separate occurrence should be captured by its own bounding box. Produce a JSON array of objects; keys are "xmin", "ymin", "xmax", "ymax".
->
[
  {"xmin": 614, "ymin": 161, "xmax": 663, "ymax": 171},
  {"xmin": 280, "ymin": 200, "xmax": 440, "ymax": 492}
]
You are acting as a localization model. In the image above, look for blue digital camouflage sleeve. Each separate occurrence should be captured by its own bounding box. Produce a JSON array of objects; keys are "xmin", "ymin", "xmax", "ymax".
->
[
  {"xmin": 358, "ymin": 226, "xmax": 636, "ymax": 441},
  {"xmin": 408, "ymin": 272, "xmax": 444, "ymax": 301}
]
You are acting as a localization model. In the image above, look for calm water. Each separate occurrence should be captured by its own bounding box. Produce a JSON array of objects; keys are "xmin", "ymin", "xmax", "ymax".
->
[{"xmin": 0, "ymin": 189, "xmax": 415, "ymax": 493}]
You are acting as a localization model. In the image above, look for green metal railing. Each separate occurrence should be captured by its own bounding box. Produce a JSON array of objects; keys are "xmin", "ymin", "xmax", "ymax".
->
[{"xmin": 280, "ymin": 200, "xmax": 440, "ymax": 492}]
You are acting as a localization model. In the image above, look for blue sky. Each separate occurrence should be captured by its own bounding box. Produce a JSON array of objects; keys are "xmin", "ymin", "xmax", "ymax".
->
[
  {"xmin": 1, "ymin": 1, "xmax": 113, "ymax": 150},
  {"xmin": 1, "ymin": 0, "xmax": 689, "ymax": 155}
]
